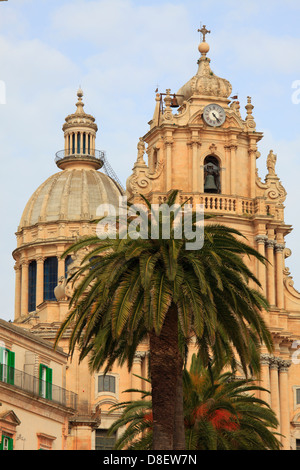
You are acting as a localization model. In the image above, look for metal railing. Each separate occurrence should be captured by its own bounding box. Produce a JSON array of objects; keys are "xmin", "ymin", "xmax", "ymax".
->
[
  {"xmin": 0, "ymin": 365, "xmax": 77, "ymax": 410},
  {"xmin": 55, "ymin": 149, "xmax": 105, "ymax": 164}
]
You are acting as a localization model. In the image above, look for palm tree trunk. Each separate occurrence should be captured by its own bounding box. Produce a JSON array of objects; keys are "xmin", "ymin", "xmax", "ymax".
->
[
  {"xmin": 173, "ymin": 361, "xmax": 186, "ymax": 450},
  {"xmin": 149, "ymin": 303, "xmax": 182, "ymax": 450}
]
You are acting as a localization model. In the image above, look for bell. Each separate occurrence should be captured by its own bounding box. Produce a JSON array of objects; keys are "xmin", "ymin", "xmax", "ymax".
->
[
  {"xmin": 204, "ymin": 174, "xmax": 218, "ymax": 193},
  {"xmin": 170, "ymin": 96, "xmax": 179, "ymax": 108}
]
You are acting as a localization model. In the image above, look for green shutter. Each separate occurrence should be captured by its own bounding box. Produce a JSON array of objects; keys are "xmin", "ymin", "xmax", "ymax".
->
[
  {"xmin": 46, "ymin": 367, "xmax": 52, "ymax": 400},
  {"xmin": 39, "ymin": 364, "xmax": 52, "ymax": 400},
  {"xmin": 0, "ymin": 347, "xmax": 3, "ymax": 382},
  {"xmin": 0, "ymin": 435, "xmax": 14, "ymax": 451},
  {"xmin": 8, "ymin": 437, "xmax": 13, "ymax": 451},
  {"xmin": 8, "ymin": 351, "xmax": 15, "ymax": 385},
  {"xmin": 39, "ymin": 364, "xmax": 44, "ymax": 396}
]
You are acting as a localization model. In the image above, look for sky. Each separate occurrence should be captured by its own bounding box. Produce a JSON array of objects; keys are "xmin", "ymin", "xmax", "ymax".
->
[{"xmin": 1, "ymin": 0, "xmax": 300, "ymax": 321}]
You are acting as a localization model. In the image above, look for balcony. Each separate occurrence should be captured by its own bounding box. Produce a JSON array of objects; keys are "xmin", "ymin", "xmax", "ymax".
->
[
  {"xmin": 150, "ymin": 192, "xmax": 274, "ymax": 218},
  {"xmin": 0, "ymin": 365, "xmax": 77, "ymax": 410},
  {"xmin": 55, "ymin": 149, "xmax": 105, "ymax": 170}
]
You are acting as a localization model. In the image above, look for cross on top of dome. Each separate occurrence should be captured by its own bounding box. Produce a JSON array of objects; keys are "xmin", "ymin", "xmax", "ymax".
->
[{"xmin": 198, "ymin": 24, "xmax": 211, "ymax": 43}]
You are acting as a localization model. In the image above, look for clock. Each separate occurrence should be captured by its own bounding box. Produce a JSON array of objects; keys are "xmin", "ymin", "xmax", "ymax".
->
[{"xmin": 203, "ymin": 104, "xmax": 226, "ymax": 127}]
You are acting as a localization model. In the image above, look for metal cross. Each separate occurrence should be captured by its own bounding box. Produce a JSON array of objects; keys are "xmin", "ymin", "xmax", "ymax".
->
[{"xmin": 198, "ymin": 24, "xmax": 211, "ymax": 42}]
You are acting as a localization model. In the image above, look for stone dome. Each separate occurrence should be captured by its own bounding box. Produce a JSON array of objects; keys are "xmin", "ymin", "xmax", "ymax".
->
[
  {"xmin": 177, "ymin": 40, "xmax": 232, "ymax": 104},
  {"xmin": 19, "ymin": 168, "xmax": 123, "ymax": 229}
]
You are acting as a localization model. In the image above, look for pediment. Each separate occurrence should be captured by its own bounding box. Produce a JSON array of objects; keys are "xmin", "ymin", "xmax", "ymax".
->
[{"xmin": 0, "ymin": 409, "xmax": 21, "ymax": 426}]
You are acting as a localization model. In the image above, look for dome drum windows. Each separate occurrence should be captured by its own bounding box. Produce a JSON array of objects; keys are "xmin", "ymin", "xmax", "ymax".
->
[
  {"xmin": 28, "ymin": 260, "xmax": 37, "ymax": 313},
  {"xmin": 43, "ymin": 257, "xmax": 58, "ymax": 302},
  {"xmin": 65, "ymin": 131, "xmax": 95, "ymax": 158}
]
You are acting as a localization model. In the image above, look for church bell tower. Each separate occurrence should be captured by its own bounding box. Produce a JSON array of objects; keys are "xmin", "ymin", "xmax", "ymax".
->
[{"xmin": 126, "ymin": 27, "xmax": 300, "ymax": 450}]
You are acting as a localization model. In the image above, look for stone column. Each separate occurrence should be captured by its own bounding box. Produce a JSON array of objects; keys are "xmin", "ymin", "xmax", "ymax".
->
[
  {"xmin": 21, "ymin": 260, "xmax": 29, "ymax": 316},
  {"xmin": 14, "ymin": 263, "xmax": 21, "ymax": 320},
  {"xmin": 36, "ymin": 257, "xmax": 44, "ymax": 307},
  {"xmin": 275, "ymin": 244, "xmax": 285, "ymax": 309},
  {"xmin": 57, "ymin": 253, "xmax": 65, "ymax": 280},
  {"xmin": 278, "ymin": 360, "xmax": 291, "ymax": 450},
  {"xmin": 260, "ymin": 354, "xmax": 271, "ymax": 405},
  {"xmin": 248, "ymin": 148, "xmax": 256, "ymax": 199},
  {"xmin": 269, "ymin": 357, "xmax": 280, "ymax": 428},
  {"xmin": 131, "ymin": 352, "xmax": 145, "ymax": 401},
  {"xmin": 266, "ymin": 240, "xmax": 276, "ymax": 306},
  {"xmin": 229, "ymin": 145, "xmax": 237, "ymax": 195},
  {"xmin": 191, "ymin": 141, "xmax": 201, "ymax": 192},
  {"xmin": 255, "ymin": 235, "xmax": 267, "ymax": 295},
  {"xmin": 164, "ymin": 140, "xmax": 173, "ymax": 190}
]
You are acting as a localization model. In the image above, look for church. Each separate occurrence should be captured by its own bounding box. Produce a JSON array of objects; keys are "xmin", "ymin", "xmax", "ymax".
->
[{"xmin": 1, "ymin": 27, "xmax": 300, "ymax": 450}]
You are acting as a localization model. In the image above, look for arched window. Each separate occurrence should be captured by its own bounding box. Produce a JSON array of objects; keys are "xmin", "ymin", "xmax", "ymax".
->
[
  {"xmin": 44, "ymin": 257, "xmax": 58, "ymax": 301},
  {"xmin": 28, "ymin": 260, "xmax": 37, "ymax": 312},
  {"xmin": 72, "ymin": 134, "xmax": 75, "ymax": 154},
  {"xmin": 204, "ymin": 155, "xmax": 221, "ymax": 194},
  {"xmin": 65, "ymin": 255, "xmax": 73, "ymax": 278},
  {"xmin": 98, "ymin": 375, "xmax": 116, "ymax": 394},
  {"xmin": 77, "ymin": 133, "xmax": 80, "ymax": 154}
]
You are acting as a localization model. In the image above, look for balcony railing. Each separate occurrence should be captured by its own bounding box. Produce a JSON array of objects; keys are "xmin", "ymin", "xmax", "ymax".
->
[
  {"xmin": 55, "ymin": 149, "xmax": 105, "ymax": 166},
  {"xmin": 149, "ymin": 193, "xmax": 269, "ymax": 217},
  {"xmin": 0, "ymin": 365, "xmax": 77, "ymax": 410}
]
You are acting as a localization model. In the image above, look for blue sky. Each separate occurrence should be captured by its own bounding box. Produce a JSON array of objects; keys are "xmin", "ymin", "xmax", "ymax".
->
[{"xmin": 1, "ymin": 0, "xmax": 300, "ymax": 321}]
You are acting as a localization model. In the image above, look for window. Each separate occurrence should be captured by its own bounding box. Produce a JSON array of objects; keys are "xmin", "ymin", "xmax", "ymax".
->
[
  {"xmin": 43, "ymin": 257, "xmax": 58, "ymax": 301},
  {"xmin": 95, "ymin": 430, "xmax": 116, "ymax": 451},
  {"xmin": 0, "ymin": 347, "xmax": 15, "ymax": 385},
  {"xmin": 28, "ymin": 260, "xmax": 37, "ymax": 312},
  {"xmin": 39, "ymin": 364, "xmax": 52, "ymax": 400},
  {"xmin": 98, "ymin": 375, "xmax": 116, "ymax": 394},
  {"xmin": 0, "ymin": 435, "xmax": 13, "ymax": 451},
  {"xmin": 65, "ymin": 255, "xmax": 73, "ymax": 278},
  {"xmin": 296, "ymin": 388, "xmax": 300, "ymax": 406}
]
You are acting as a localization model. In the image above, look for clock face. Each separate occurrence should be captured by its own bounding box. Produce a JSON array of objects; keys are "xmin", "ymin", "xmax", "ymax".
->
[{"xmin": 203, "ymin": 104, "xmax": 226, "ymax": 127}]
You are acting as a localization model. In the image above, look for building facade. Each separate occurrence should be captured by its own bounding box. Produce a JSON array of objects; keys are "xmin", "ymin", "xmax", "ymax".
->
[
  {"xmin": 3, "ymin": 30, "xmax": 300, "ymax": 450},
  {"xmin": 0, "ymin": 319, "xmax": 76, "ymax": 450}
]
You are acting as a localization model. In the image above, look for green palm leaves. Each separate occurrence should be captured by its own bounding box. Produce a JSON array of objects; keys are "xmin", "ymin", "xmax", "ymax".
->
[{"xmin": 55, "ymin": 190, "xmax": 273, "ymax": 449}]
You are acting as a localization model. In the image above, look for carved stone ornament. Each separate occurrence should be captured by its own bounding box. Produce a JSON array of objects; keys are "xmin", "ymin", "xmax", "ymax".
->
[{"xmin": 127, "ymin": 138, "xmax": 165, "ymax": 197}]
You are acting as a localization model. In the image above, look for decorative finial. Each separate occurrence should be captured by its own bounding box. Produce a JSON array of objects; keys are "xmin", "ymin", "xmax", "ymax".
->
[
  {"xmin": 75, "ymin": 88, "xmax": 85, "ymax": 114},
  {"xmin": 197, "ymin": 24, "xmax": 211, "ymax": 57},
  {"xmin": 198, "ymin": 24, "xmax": 211, "ymax": 42}
]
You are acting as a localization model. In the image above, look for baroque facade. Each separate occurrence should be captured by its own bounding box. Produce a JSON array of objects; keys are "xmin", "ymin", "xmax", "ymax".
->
[{"xmin": 2, "ymin": 29, "xmax": 300, "ymax": 450}]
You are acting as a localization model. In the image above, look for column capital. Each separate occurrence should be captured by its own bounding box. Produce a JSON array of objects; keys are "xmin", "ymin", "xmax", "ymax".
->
[
  {"xmin": 255, "ymin": 234, "xmax": 268, "ymax": 245},
  {"xmin": 133, "ymin": 351, "xmax": 147, "ymax": 364},
  {"xmin": 275, "ymin": 243, "xmax": 285, "ymax": 253},
  {"xmin": 20, "ymin": 259, "xmax": 29, "ymax": 267},
  {"xmin": 269, "ymin": 357, "xmax": 280, "ymax": 370},
  {"xmin": 260, "ymin": 354, "xmax": 271, "ymax": 366},
  {"xmin": 266, "ymin": 239, "xmax": 276, "ymax": 248},
  {"xmin": 224, "ymin": 144, "xmax": 238, "ymax": 151},
  {"xmin": 278, "ymin": 359, "xmax": 292, "ymax": 372}
]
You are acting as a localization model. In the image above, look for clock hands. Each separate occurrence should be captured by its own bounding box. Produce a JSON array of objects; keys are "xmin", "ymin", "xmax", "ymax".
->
[{"xmin": 212, "ymin": 112, "xmax": 220, "ymax": 123}]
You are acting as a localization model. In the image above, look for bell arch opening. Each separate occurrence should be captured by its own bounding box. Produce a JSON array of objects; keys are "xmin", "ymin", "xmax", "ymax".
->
[{"xmin": 204, "ymin": 155, "xmax": 221, "ymax": 194}]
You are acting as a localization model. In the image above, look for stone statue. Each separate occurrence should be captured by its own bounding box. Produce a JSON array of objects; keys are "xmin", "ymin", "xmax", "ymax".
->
[
  {"xmin": 137, "ymin": 138, "xmax": 146, "ymax": 163},
  {"xmin": 267, "ymin": 150, "xmax": 277, "ymax": 176}
]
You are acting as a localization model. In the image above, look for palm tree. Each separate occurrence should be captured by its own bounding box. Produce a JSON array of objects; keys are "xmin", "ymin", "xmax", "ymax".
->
[
  {"xmin": 184, "ymin": 354, "xmax": 281, "ymax": 450},
  {"xmin": 55, "ymin": 190, "xmax": 273, "ymax": 450},
  {"xmin": 108, "ymin": 357, "xmax": 281, "ymax": 451}
]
